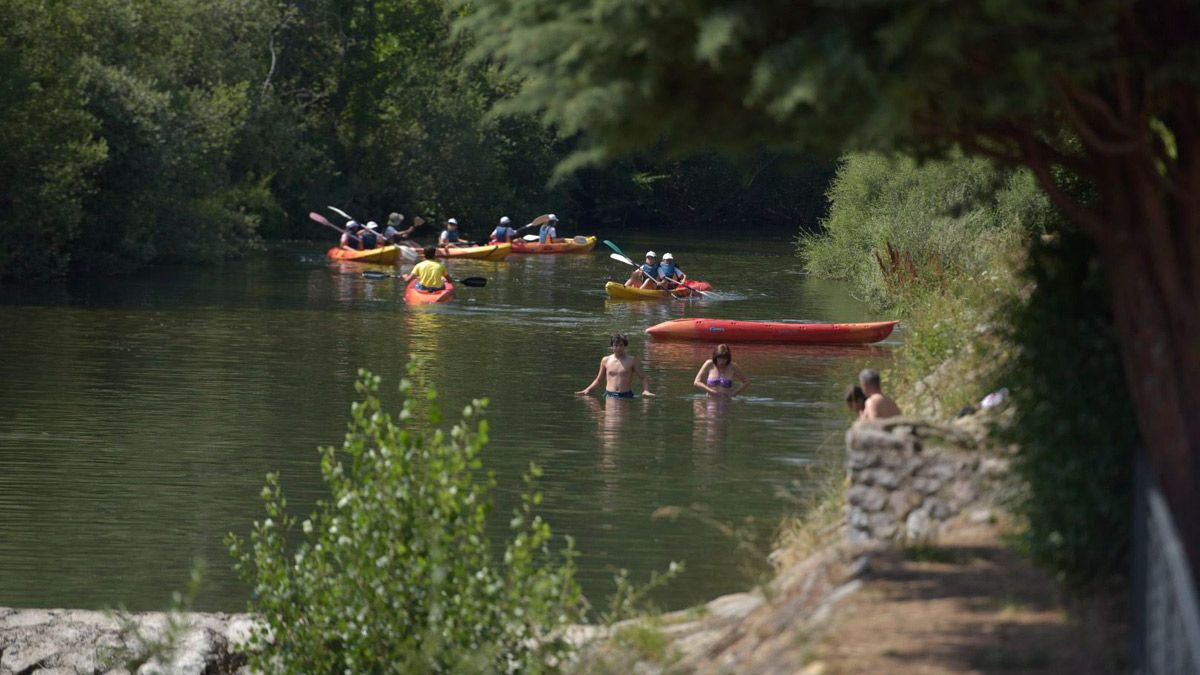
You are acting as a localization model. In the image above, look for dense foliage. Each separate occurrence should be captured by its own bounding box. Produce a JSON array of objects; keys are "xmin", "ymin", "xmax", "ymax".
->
[
  {"xmin": 1000, "ymin": 230, "xmax": 1138, "ymax": 585},
  {"xmin": 804, "ymin": 153, "xmax": 1138, "ymax": 585},
  {"xmin": 0, "ymin": 0, "xmax": 829, "ymax": 279},
  {"xmin": 227, "ymin": 367, "xmax": 583, "ymax": 673}
]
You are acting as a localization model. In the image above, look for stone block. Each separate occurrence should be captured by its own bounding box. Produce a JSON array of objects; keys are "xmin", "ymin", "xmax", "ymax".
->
[
  {"xmin": 862, "ymin": 468, "xmax": 899, "ymax": 489},
  {"xmin": 889, "ymin": 489, "xmax": 922, "ymax": 520},
  {"xmin": 905, "ymin": 508, "xmax": 934, "ymax": 541},
  {"xmin": 861, "ymin": 487, "xmax": 888, "ymax": 512},
  {"xmin": 920, "ymin": 460, "xmax": 957, "ymax": 483},
  {"xmin": 950, "ymin": 479, "xmax": 978, "ymax": 509},
  {"xmin": 912, "ymin": 476, "xmax": 943, "ymax": 495},
  {"xmin": 868, "ymin": 512, "xmax": 898, "ymax": 539},
  {"xmin": 847, "ymin": 449, "xmax": 879, "ymax": 470}
]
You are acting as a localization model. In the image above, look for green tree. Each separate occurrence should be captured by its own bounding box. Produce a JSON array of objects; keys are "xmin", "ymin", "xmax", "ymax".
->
[{"xmin": 460, "ymin": 0, "xmax": 1200, "ymax": 579}]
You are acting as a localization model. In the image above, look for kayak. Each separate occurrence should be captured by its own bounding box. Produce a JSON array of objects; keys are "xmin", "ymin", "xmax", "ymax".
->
[
  {"xmin": 604, "ymin": 280, "xmax": 712, "ymax": 300},
  {"xmin": 404, "ymin": 279, "xmax": 456, "ymax": 304},
  {"xmin": 399, "ymin": 243, "xmax": 512, "ymax": 261},
  {"xmin": 327, "ymin": 245, "xmax": 401, "ymax": 264},
  {"xmin": 645, "ymin": 319, "xmax": 898, "ymax": 344},
  {"xmin": 510, "ymin": 236, "xmax": 598, "ymax": 254}
]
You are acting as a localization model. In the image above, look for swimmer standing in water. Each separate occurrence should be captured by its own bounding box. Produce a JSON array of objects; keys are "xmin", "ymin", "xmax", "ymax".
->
[
  {"xmin": 693, "ymin": 343, "xmax": 750, "ymax": 398},
  {"xmin": 576, "ymin": 333, "xmax": 655, "ymax": 398}
]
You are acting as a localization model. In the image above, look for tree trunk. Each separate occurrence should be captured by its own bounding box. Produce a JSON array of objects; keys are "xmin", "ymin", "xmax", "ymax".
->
[{"xmin": 1091, "ymin": 163, "xmax": 1200, "ymax": 584}]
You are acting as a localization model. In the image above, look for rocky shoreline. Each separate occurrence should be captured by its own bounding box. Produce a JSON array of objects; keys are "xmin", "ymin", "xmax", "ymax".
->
[{"xmin": 2, "ymin": 417, "xmax": 1008, "ymax": 674}]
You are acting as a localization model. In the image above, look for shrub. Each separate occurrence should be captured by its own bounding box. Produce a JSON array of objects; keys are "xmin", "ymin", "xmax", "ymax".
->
[
  {"xmin": 999, "ymin": 230, "xmax": 1137, "ymax": 586},
  {"xmin": 227, "ymin": 363, "xmax": 584, "ymax": 673}
]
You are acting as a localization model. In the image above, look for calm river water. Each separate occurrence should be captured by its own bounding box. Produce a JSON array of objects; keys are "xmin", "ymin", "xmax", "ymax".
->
[{"xmin": 0, "ymin": 236, "xmax": 896, "ymax": 612}]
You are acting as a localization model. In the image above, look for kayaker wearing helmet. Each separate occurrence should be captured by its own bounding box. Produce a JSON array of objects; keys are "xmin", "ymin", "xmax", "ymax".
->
[
  {"xmin": 575, "ymin": 333, "xmax": 655, "ymax": 398},
  {"xmin": 383, "ymin": 212, "xmax": 418, "ymax": 246},
  {"xmin": 361, "ymin": 222, "xmax": 382, "ymax": 249},
  {"xmin": 439, "ymin": 218, "xmax": 469, "ymax": 249},
  {"xmin": 340, "ymin": 221, "xmax": 364, "ymax": 250},
  {"xmin": 403, "ymin": 245, "xmax": 454, "ymax": 291},
  {"xmin": 538, "ymin": 214, "xmax": 559, "ymax": 244},
  {"xmin": 490, "ymin": 216, "xmax": 518, "ymax": 243},
  {"xmin": 625, "ymin": 251, "xmax": 662, "ymax": 289},
  {"xmin": 658, "ymin": 252, "xmax": 688, "ymax": 290}
]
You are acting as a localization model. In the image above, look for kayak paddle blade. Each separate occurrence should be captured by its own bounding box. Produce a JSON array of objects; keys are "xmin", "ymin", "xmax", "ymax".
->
[
  {"xmin": 362, "ymin": 271, "xmax": 395, "ymax": 280},
  {"xmin": 609, "ymin": 252, "xmax": 635, "ymax": 267},
  {"xmin": 460, "ymin": 277, "xmax": 487, "ymax": 287}
]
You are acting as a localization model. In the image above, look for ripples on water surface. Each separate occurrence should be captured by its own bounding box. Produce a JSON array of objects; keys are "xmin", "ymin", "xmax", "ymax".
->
[{"xmin": 0, "ymin": 239, "xmax": 896, "ymax": 611}]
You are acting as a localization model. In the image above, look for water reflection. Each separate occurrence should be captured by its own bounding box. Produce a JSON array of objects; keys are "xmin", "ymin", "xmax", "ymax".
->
[{"xmin": 692, "ymin": 396, "xmax": 732, "ymax": 449}]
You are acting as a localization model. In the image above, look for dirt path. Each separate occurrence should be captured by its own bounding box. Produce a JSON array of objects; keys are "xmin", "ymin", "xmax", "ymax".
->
[{"xmin": 809, "ymin": 518, "xmax": 1127, "ymax": 674}]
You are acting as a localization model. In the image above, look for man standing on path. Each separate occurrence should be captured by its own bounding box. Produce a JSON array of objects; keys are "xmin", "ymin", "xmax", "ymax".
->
[{"xmin": 859, "ymin": 368, "xmax": 901, "ymax": 420}]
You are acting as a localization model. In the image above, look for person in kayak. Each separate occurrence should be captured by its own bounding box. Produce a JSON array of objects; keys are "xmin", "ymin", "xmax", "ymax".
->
[
  {"xmin": 576, "ymin": 333, "xmax": 655, "ymax": 398},
  {"xmin": 439, "ymin": 218, "xmax": 470, "ymax": 249},
  {"xmin": 383, "ymin": 212, "xmax": 418, "ymax": 246},
  {"xmin": 538, "ymin": 214, "xmax": 559, "ymax": 244},
  {"xmin": 403, "ymin": 245, "xmax": 454, "ymax": 291},
  {"xmin": 859, "ymin": 368, "xmax": 902, "ymax": 420},
  {"xmin": 625, "ymin": 251, "xmax": 663, "ymax": 289},
  {"xmin": 340, "ymin": 221, "xmax": 364, "ymax": 250},
  {"xmin": 361, "ymin": 222, "xmax": 382, "ymax": 249},
  {"xmin": 693, "ymin": 344, "xmax": 750, "ymax": 397},
  {"xmin": 490, "ymin": 216, "xmax": 518, "ymax": 243},
  {"xmin": 657, "ymin": 252, "xmax": 688, "ymax": 290}
]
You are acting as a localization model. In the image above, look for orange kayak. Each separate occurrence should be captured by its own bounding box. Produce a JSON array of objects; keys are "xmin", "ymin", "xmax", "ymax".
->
[
  {"xmin": 404, "ymin": 279, "xmax": 456, "ymax": 304},
  {"xmin": 645, "ymin": 319, "xmax": 899, "ymax": 344},
  {"xmin": 327, "ymin": 245, "xmax": 401, "ymax": 264},
  {"xmin": 510, "ymin": 236, "xmax": 597, "ymax": 254}
]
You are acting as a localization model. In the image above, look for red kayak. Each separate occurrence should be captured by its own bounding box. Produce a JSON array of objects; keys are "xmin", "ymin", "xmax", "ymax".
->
[
  {"xmin": 404, "ymin": 279, "xmax": 456, "ymax": 304},
  {"xmin": 645, "ymin": 319, "xmax": 898, "ymax": 344}
]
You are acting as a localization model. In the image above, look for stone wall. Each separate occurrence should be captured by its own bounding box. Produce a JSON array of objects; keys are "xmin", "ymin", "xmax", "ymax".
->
[{"xmin": 847, "ymin": 416, "xmax": 1009, "ymax": 544}]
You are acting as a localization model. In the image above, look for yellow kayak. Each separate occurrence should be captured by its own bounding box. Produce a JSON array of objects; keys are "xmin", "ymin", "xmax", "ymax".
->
[
  {"xmin": 604, "ymin": 281, "xmax": 710, "ymax": 300},
  {"xmin": 400, "ymin": 243, "xmax": 512, "ymax": 261}
]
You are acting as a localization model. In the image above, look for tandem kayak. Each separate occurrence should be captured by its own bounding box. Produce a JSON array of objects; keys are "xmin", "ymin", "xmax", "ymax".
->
[
  {"xmin": 645, "ymin": 318, "xmax": 899, "ymax": 344},
  {"xmin": 604, "ymin": 280, "xmax": 712, "ymax": 300},
  {"xmin": 510, "ymin": 236, "xmax": 598, "ymax": 254},
  {"xmin": 399, "ymin": 243, "xmax": 512, "ymax": 261},
  {"xmin": 327, "ymin": 245, "xmax": 402, "ymax": 264},
  {"xmin": 404, "ymin": 279, "xmax": 456, "ymax": 304}
]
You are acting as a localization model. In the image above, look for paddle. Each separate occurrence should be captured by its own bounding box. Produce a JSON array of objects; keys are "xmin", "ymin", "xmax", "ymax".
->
[
  {"xmin": 516, "ymin": 214, "xmax": 551, "ymax": 232},
  {"xmin": 362, "ymin": 270, "xmax": 486, "ymax": 287},
  {"xmin": 521, "ymin": 234, "xmax": 591, "ymax": 245},
  {"xmin": 328, "ymin": 206, "xmax": 355, "ymax": 221}
]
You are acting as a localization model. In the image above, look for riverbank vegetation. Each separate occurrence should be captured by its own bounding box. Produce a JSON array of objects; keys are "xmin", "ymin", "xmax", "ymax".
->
[
  {"xmin": 799, "ymin": 153, "xmax": 1138, "ymax": 587},
  {"xmin": 0, "ymin": 0, "xmax": 832, "ymax": 280},
  {"xmin": 227, "ymin": 367, "xmax": 585, "ymax": 672}
]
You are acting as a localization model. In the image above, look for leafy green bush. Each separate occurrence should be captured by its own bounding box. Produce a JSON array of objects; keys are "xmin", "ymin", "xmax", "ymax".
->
[
  {"xmin": 999, "ymin": 230, "xmax": 1137, "ymax": 586},
  {"xmin": 227, "ymin": 363, "xmax": 584, "ymax": 673}
]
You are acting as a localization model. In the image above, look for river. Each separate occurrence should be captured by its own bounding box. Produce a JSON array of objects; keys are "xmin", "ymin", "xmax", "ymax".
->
[{"xmin": 0, "ymin": 235, "xmax": 895, "ymax": 612}]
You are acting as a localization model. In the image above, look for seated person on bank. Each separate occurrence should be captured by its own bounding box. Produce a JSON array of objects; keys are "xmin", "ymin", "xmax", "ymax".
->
[{"xmin": 403, "ymin": 245, "xmax": 454, "ymax": 291}]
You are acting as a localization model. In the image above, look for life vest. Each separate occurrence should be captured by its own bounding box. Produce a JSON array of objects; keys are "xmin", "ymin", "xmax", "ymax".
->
[
  {"xmin": 640, "ymin": 262, "xmax": 660, "ymax": 278},
  {"xmin": 442, "ymin": 229, "xmax": 462, "ymax": 243},
  {"xmin": 659, "ymin": 262, "xmax": 681, "ymax": 279},
  {"xmin": 361, "ymin": 231, "xmax": 379, "ymax": 248}
]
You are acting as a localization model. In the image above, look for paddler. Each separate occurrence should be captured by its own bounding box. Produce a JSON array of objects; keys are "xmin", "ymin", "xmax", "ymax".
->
[
  {"xmin": 490, "ymin": 216, "xmax": 518, "ymax": 243},
  {"xmin": 538, "ymin": 214, "xmax": 559, "ymax": 244},
  {"xmin": 340, "ymin": 221, "xmax": 364, "ymax": 250},
  {"xmin": 438, "ymin": 218, "xmax": 470, "ymax": 249},
  {"xmin": 402, "ymin": 245, "xmax": 454, "ymax": 291},
  {"xmin": 575, "ymin": 333, "xmax": 655, "ymax": 399},
  {"xmin": 361, "ymin": 221, "xmax": 382, "ymax": 249},
  {"xmin": 657, "ymin": 252, "xmax": 688, "ymax": 290},
  {"xmin": 383, "ymin": 212, "xmax": 418, "ymax": 246},
  {"xmin": 625, "ymin": 251, "xmax": 661, "ymax": 289}
]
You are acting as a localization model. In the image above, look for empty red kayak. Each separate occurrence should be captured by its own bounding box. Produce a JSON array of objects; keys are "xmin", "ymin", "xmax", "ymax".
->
[
  {"xmin": 404, "ymin": 279, "xmax": 456, "ymax": 304},
  {"xmin": 645, "ymin": 319, "xmax": 898, "ymax": 344}
]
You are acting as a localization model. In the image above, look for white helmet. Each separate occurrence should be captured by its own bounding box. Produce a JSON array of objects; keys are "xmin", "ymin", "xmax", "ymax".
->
[
  {"xmin": 366, "ymin": 221, "xmax": 378, "ymax": 230},
  {"xmin": 548, "ymin": 213, "xmax": 558, "ymax": 221},
  {"xmin": 499, "ymin": 216, "xmax": 511, "ymax": 225},
  {"xmin": 662, "ymin": 252, "xmax": 674, "ymax": 260},
  {"xmin": 645, "ymin": 250, "xmax": 657, "ymax": 258},
  {"xmin": 447, "ymin": 218, "xmax": 458, "ymax": 225}
]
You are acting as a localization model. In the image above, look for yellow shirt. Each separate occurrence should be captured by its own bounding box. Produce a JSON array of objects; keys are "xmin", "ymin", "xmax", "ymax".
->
[{"xmin": 411, "ymin": 259, "xmax": 448, "ymax": 288}]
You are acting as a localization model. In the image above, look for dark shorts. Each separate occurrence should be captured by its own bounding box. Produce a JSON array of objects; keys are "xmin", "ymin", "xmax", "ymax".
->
[
  {"xmin": 604, "ymin": 390, "xmax": 635, "ymax": 399},
  {"xmin": 416, "ymin": 283, "xmax": 445, "ymax": 292}
]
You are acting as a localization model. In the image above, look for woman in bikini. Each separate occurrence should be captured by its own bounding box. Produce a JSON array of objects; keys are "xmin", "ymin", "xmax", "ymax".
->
[{"xmin": 693, "ymin": 344, "xmax": 750, "ymax": 398}]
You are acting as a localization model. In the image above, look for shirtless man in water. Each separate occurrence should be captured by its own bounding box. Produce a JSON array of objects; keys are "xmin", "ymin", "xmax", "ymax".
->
[
  {"xmin": 576, "ymin": 333, "xmax": 655, "ymax": 398},
  {"xmin": 859, "ymin": 368, "xmax": 901, "ymax": 420}
]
